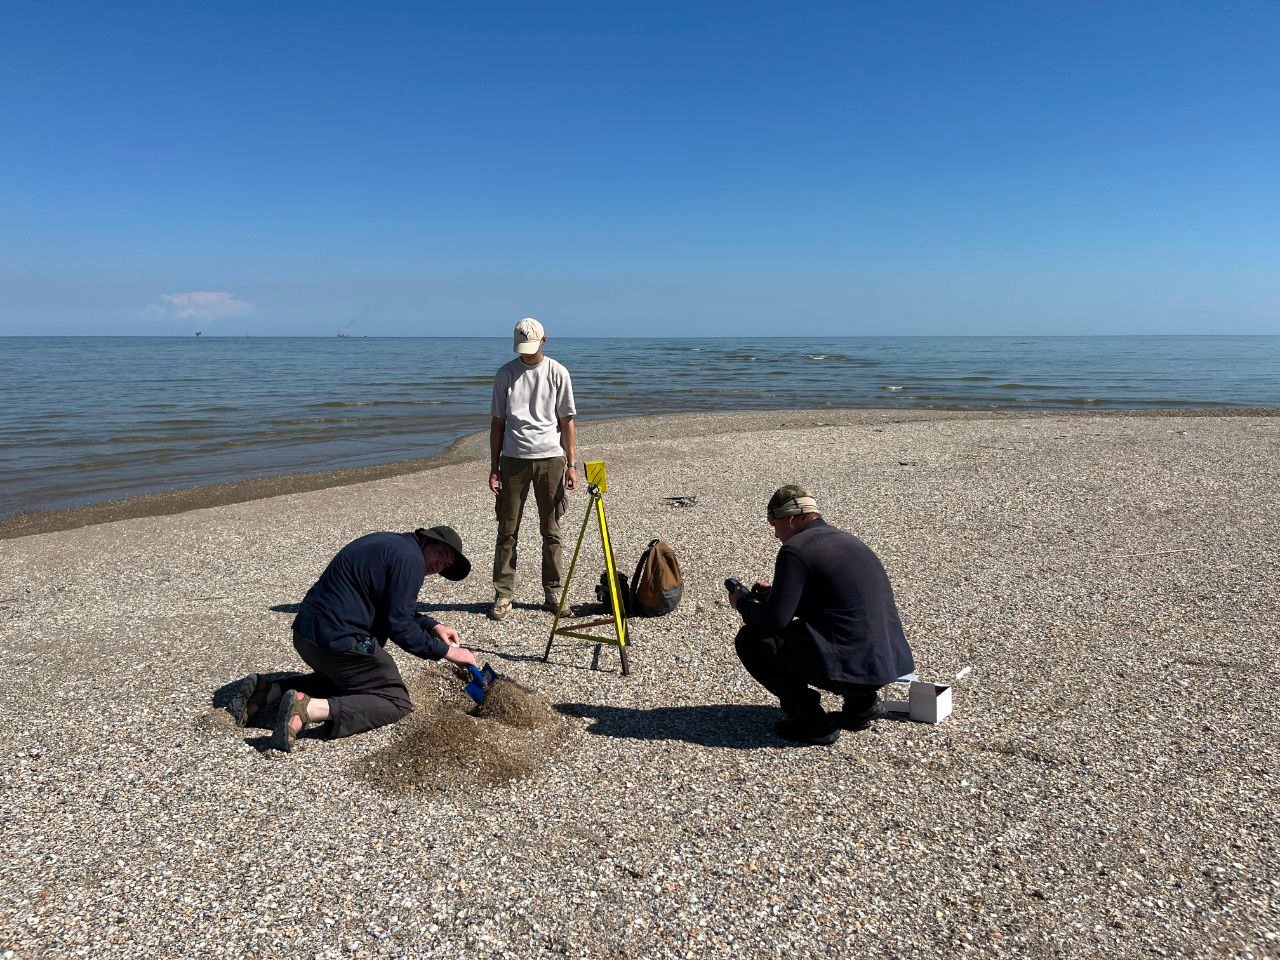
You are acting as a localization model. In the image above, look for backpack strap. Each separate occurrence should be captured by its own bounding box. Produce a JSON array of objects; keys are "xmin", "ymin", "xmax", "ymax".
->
[{"xmin": 631, "ymin": 538, "xmax": 660, "ymax": 600}]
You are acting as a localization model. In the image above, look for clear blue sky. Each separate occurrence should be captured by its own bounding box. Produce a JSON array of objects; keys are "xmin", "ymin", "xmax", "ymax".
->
[{"xmin": 2, "ymin": 1, "xmax": 1277, "ymax": 336}]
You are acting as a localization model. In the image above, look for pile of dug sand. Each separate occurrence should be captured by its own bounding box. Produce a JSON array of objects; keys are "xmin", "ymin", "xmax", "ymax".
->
[
  {"xmin": 357, "ymin": 664, "xmax": 565, "ymax": 795},
  {"xmin": 474, "ymin": 675, "xmax": 560, "ymax": 728}
]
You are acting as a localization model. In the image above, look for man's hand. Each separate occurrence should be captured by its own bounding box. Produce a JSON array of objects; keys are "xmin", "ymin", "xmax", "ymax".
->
[
  {"xmin": 730, "ymin": 580, "xmax": 770, "ymax": 610},
  {"xmin": 564, "ymin": 463, "xmax": 578, "ymax": 491},
  {"xmin": 432, "ymin": 623, "xmax": 461, "ymax": 646},
  {"xmin": 488, "ymin": 417, "xmax": 505, "ymax": 494},
  {"xmin": 444, "ymin": 645, "xmax": 478, "ymax": 668}
]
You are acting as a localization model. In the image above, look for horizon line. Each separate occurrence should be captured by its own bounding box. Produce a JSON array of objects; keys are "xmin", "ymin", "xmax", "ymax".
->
[{"xmin": 3, "ymin": 333, "xmax": 1277, "ymax": 340}]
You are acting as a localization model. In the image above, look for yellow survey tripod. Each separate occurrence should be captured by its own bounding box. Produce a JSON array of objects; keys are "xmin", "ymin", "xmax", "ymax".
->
[{"xmin": 543, "ymin": 460, "xmax": 631, "ymax": 675}]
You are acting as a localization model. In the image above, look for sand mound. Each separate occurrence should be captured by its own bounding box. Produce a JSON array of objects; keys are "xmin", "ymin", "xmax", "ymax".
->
[
  {"xmin": 474, "ymin": 677, "xmax": 559, "ymax": 728},
  {"xmin": 357, "ymin": 664, "xmax": 565, "ymax": 795},
  {"xmin": 197, "ymin": 707, "xmax": 241, "ymax": 733}
]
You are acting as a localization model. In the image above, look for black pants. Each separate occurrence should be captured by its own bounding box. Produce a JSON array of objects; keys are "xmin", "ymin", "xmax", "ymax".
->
[
  {"xmin": 291, "ymin": 631, "xmax": 414, "ymax": 740},
  {"xmin": 734, "ymin": 622, "xmax": 880, "ymax": 722}
]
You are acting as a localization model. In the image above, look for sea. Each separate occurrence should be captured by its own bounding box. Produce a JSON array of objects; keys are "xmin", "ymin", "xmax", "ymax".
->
[{"xmin": 1, "ymin": 335, "xmax": 1276, "ymax": 520}]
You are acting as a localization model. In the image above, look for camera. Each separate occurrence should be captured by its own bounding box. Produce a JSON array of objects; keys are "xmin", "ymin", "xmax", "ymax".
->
[{"xmin": 724, "ymin": 577, "xmax": 746, "ymax": 595}]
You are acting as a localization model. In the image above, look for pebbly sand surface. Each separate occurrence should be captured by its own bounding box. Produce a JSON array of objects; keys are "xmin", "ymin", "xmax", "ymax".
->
[{"xmin": 1, "ymin": 409, "xmax": 1278, "ymax": 959}]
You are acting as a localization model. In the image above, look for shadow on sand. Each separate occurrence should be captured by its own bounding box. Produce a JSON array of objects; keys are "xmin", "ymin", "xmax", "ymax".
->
[
  {"xmin": 417, "ymin": 600, "xmax": 592, "ymax": 615},
  {"xmin": 414, "ymin": 601, "xmax": 495, "ymax": 615},
  {"xmin": 270, "ymin": 600, "xmax": 587, "ymax": 616},
  {"xmin": 554, "ymin": 702, "xmax": 787, "ymax": 749}
]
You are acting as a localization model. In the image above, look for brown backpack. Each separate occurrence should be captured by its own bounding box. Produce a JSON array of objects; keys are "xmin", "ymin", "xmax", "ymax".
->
[{"xmin": 630, "ymin": 539, "xmax": 683, "ymax": 617}]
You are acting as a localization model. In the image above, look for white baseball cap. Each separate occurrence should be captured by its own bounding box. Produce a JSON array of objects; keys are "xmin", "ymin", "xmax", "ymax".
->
[{"xmin": 513, "ymin": 317, "xmax": 545, "ymax": 355}]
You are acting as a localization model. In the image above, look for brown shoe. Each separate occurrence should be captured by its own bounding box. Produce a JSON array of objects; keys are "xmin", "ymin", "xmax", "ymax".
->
[
  {"xmin": 271, "ymin": 690, "xmax": 311, "ymax": 753},
  {"xmin": 488, "ymin": 597, "xmax": 512, "ymax": 621}
]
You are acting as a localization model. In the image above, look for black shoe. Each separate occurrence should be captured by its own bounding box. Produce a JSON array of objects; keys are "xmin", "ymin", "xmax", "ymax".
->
[
  {"xmin": 231, "ymin": 673, "xmax": 276, "ymax": 728},
  {"xmin": 773, "ymin": 716, "xmax": 840, "ymax": 746},
  {"xmin": 838, "ymin": 703, "xmax": 885, "ymax": 731}
]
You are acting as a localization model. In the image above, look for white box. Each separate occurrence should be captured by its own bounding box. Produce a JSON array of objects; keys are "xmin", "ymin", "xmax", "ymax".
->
[{"xmin": 908, "ymin": 681, "xmax": 953, "ymax": 724}]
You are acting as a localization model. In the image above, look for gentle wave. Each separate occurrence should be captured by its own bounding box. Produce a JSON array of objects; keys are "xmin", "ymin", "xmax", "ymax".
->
[
  {"xmin": 1, "ymin": 334, "xmax": 1275, "ymax": 518},
  {"xmin": 308, "ymin": 399, "xmax": 447, "ymax": 409}
]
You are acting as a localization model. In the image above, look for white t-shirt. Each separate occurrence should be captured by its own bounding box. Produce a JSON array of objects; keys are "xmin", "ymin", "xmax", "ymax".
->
[{"xmin": 490, "ymin": 357, "xmax": 576, "ymax": 459}]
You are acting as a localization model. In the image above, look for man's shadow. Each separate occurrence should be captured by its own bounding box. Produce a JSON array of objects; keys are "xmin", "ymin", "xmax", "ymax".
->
[
  {"xmin": 415, "ymin": 601, "xmax": 590, "ymax": 615},
  {"xmin": 270, "ymin": 601, "xmax": 582, "ymax": 616},
  {"xmin": 415, "ymin": 601, "xmax": 498, "ymax": 615},
  {"xmin": 555, "ymin": 703, "xmax": 786, "ymax": 750},
  {"xmin": 257, "ymin": 604, "xmax": 578, "ymax": 668}
]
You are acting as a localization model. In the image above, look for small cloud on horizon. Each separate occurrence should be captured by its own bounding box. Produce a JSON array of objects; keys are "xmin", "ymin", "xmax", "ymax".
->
[{"xmin": 142, "ymin": 291, "xmax": 254, "ymax": 322}]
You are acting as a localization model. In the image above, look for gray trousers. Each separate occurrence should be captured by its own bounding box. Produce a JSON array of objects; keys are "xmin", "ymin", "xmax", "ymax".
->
[
  {"xmin": 492, "ymin": 454, "xmax": 567, "ymax": 599},
  {"xmin": 291, "ymin": 631, "xmax": 413, "ymax": 740}
]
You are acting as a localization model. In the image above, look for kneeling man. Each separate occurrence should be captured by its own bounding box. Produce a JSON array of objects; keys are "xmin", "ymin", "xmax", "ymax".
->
[
  {"xmin": 234, "ymin": 526, "xmax": 479, "ymax": 752},
  {"xmin": 730, "ymin": 485, "xmax": 915, "ymax": 746}
]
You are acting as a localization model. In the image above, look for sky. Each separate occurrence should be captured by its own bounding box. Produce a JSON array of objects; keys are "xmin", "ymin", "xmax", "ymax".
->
[{"xmin": 1, "ymin": 1, "xmax": 1278, "ymax": 337}]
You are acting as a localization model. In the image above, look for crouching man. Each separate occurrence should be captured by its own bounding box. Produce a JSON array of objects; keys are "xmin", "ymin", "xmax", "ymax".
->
[
  {"xmin": 233, "ymin": 526, "xmax": 479, "ymax": 752},
  {"xmin": 729, "ymin": 486, "xmax": 915, "ymax": 746}
]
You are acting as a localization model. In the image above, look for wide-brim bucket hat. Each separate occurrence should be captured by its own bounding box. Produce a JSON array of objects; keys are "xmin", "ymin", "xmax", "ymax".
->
[{"xmin": 415, "ymin": 525, "xmax": 472, "ymax": 581}]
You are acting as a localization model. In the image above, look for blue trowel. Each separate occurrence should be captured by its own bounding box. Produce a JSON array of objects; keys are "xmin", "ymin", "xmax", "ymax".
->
[{"xmin": 464, "ymin": 663, "xmax": 499, "ymax": 705}]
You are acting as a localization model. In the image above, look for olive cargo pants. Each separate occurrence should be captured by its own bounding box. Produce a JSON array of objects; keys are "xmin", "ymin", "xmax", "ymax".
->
[{"xmin": 492, "ymin": 454, "xmax": 568, "ymax": 600}]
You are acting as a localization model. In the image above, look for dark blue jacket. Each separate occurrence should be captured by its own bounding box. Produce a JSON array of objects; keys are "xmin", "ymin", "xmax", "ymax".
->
[
  {"xmin": 739, "ymin": 519, "xmax": 915, "ymax": 686},
  {"xmin": 292, "ymin": 532, "xmax": 448, "ymax": 660}
]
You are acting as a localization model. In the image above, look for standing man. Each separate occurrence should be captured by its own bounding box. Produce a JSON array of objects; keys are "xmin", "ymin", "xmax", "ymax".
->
[
  {"xmin": 232, "ymin": 526, "xmax": 478, "ymax": 752},
  {"xmin": 729, "ymin": 485, "xmax": 916, "ymax": 746},
  {"xmin": 488, "ymin": 317, "xmax": 577, "ymax": 620}
]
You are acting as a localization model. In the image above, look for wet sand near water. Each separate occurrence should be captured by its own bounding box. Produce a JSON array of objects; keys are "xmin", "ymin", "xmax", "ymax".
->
[{"xmin": 4, "ymin": 405, "xmax": 1276, "ymax": 540}]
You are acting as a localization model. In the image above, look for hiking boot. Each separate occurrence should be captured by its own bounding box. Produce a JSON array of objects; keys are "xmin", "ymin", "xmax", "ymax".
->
[
  {"xmin": 488, "ymin": 597, "xmax": 512, "ymax": 621},
  {"xmin": 838, "ymin": 703, "xmax": 885, "ymax": 731},
  {"xmin": 543, "ymin": 593, "xmax": 561, "ymax": 612},
  {"xmin": 773, "ymin": 715, "xmax": 840, "ymax": 746}
]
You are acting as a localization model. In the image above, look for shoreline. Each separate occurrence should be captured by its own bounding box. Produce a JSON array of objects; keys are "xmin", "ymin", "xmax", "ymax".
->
[{"xmin": 3, "ymin": 404, "xmax": 1277, "ymax": 541}]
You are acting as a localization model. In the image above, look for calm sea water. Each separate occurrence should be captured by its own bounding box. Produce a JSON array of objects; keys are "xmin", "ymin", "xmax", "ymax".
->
[{"xmin": 1, "ymin": 335, "xmax": 1276, "ymax": 519}]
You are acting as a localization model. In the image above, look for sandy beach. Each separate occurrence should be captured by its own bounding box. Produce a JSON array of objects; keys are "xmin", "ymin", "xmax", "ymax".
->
[{"xmin": 1, "ymin": 409, "xmax": 1277, "ymax": 959}]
